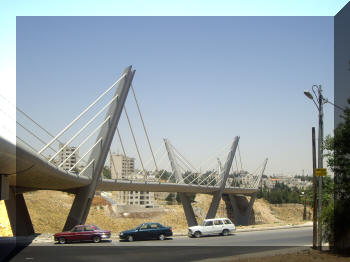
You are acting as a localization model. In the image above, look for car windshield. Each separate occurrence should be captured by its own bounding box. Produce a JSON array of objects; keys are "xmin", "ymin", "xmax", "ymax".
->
[
  {"xmin": 135, "ymin": 224, "xmax": 143, "ymax": 230},
  {"xmin": 93, "ymin": 225, "xmax": 101, "ymax": 230},
  {"xmin": 71, "ymin": 226, "xmax": 83, "ymax": 232}
]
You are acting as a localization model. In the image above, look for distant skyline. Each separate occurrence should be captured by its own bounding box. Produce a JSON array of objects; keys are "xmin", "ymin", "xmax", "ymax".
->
[{"xmin": 11, "ymin": 16, "xmax": 336, "ymax": 176}]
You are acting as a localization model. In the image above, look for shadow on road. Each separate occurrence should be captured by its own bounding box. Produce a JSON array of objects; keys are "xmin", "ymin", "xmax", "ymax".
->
[{"xmin": 0, "ymin": 234, "xmax": 40, "ymax": 261}]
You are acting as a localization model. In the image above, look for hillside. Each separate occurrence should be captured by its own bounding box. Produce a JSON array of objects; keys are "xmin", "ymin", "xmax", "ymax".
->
[{"xmin": 0, "ymin": 190, "xmax": 311, "ymax": 236}]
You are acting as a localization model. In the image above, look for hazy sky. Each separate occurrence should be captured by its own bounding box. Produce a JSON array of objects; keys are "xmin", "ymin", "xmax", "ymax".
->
[{"xmin": 14, "ymin": 16, "xmax": 335, "ymax": 176}]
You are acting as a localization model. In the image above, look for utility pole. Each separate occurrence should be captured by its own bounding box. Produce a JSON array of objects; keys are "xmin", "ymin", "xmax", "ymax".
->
[
  {"xmin": 317, "ymin": 86, "xmax": 324, "ymax": 251},
  {"xmin": 312, "ymin": 127, "xmax": 317, "ymax": 249},
  {"xmin": 304, "ymin": 85, "xmax": 324, "ymax": 250}
]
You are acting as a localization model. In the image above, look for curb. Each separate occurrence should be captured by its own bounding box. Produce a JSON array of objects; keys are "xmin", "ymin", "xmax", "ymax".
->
[
  {"xmin": 172, "ymin": 223, "xmax": 313, "ymax": 236},
  {"xmin": 0, "ymin": 223, "xmax": 313, "ymax": 242},
  {"xmin": 236, "ymin": 223, "xmax": 313, "ymax": 233}
]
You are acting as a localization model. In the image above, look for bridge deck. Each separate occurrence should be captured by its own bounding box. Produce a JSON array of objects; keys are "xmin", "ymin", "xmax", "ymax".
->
[{"xmin": 0, "ymin": 137, "xmax": 257, "ymax": 195}]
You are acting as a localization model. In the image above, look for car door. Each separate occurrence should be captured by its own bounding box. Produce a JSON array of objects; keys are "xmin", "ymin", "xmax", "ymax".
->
[
  {"xmin": 224, "ymin": 219, "xmax": 235, "ymax": 231},
  {"xmin": 71, "ymin": 226, "xmax": 84, "ymax": 241},
  {"xmin": 213, "ymin": 219, "xmax": 224, "ymax": 234},
  {"xmin": 149, "ymin": 223, "xmax": 160, "ymax": 239},
  {"xmin": 203, "ymin": 220, "xmax": 215, "ymax": 235},
  {"xmin": 138, "ymin": 223, "xmax": 151, "ymax": 239},
  {"xmin": 82, "ymin": 225, "xmax": 95, "ymax": 241}
]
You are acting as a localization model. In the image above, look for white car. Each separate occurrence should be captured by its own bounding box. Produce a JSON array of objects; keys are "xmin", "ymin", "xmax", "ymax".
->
[{"xmin": 188, "ymin": 218, "xmax": 236, "ymax": 238}]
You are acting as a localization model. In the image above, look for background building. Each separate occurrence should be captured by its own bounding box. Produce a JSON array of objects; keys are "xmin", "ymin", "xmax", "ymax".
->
[
  {"xmin": 110, "ymin": 153, "xmax": 155, "ymax": 207},
  {"xmin": 110, "ymin": 154, "xmax": 135, "ymax": 179},
  {"xmin": 58, "ymin": 143, "xmax": 79, "ymax": 171}
]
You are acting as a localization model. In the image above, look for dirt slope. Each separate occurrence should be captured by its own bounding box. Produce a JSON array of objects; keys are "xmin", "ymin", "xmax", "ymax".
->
[{"xmin": 0, "ymin": 190, "xmax": 312, "ymax": 235}]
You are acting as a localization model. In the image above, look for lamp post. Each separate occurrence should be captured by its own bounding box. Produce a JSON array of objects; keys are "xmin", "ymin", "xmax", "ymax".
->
[{"xmin": 304, "ymin": 84, "xmax": 324, "ymax": 250}]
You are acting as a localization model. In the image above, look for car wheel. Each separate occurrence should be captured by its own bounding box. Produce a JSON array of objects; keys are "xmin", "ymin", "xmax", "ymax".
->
[
  {"xmin": 194, "ymin": 231, "xmax": 201, "ymax": 238},
  {"xmin": 222, "ymin": 229, "xmax": 229, "ymax": 236},
  {"xmin": 127, "ymin": 235, "xmax": 134, "ymax": 242},
  {"xmin": 58, "ymin": 237, "xmax": 66, "ymax": 244},
  {"xmin": 158, "ymin": 234, "xmax": 165, "ymax": 241},
  {"xmin": 92, "ymin": 236, "xmax": 101, "ymax": 243}
]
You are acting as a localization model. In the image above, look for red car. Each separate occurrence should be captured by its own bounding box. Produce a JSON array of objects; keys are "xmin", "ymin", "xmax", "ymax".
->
[{"xmin": 54, "ymin": 225, "xmax": 111, "ymax": 244}]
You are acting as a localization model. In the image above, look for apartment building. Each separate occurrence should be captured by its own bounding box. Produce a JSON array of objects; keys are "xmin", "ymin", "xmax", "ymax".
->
[
  {"xmin": 58, "ymin": 143, "xmax": 79, "ymax": 171},
  {"xmin": 110, "ymin": 153, "xmax": 155, "ymax": 207}
]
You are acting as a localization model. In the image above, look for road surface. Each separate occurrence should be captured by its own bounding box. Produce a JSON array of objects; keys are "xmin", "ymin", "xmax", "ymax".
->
[{"xmin": 2, "ymin": 227, "xmax": 312, "ymax": 261}]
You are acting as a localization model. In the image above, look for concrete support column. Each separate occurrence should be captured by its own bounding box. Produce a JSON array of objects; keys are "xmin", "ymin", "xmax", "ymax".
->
[
  {"xmin": 164, "ymin": 139, "xmax": 197, "ymax": 227},
  {"xmin": 63, "ymin": 66, "xmax": 135, "ymax": 231},
  {"xmin": 0, "ymin": 175, "xmax": 9, "ymax": 200},
  {"xmin": 179, "ymin": 193, "xmax": 197, "ymax": 227},
  {"xmin": 206, "ymin": 136, "xmax": 239, "ymax": 219},
  {"xmin": 5, "ymin": 187, "xmax": 34, "ymax": 236},
  {"xmin": 223, "ymin": 193, "xmax": 256, "ymax": 226}
]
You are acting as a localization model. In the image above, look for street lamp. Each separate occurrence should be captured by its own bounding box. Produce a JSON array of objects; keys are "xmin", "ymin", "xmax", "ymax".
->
[
  {"xmin": 304, "ymin": 91, "xmax": 313, "ymax": 100},
  {"xmin": 304, "ymin": 86, "xmax": 345, "ymax": 250},
  {"xmin": 304, "ymin": 84, "xmax": 325, "ymax": 250}
]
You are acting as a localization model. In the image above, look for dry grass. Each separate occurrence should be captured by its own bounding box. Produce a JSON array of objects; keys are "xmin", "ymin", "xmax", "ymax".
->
[
  {"xmin": 24, "ymin": 190, "xmax": 73, "ymax": 233},
  {"xmin": 0, "ymin": 200, "xmax": 12, "ymax": 236},
  {"xmin": 22, "ymin": 191, "xmax": 189, "ymax": 233},
  {"xmin": 0, "ymin": 190, "xmax": 313, "ymax": 236},
  {"xmin": 228, "ymin": 249, "xmax": 350, "ymax": 262},
  {"xmin": 270, "ymin": 203, "xmax": 312, "ymax": 224}
]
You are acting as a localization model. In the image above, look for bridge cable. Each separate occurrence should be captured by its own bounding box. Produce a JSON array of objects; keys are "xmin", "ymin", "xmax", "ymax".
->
[
  {"xmin": 16, "ymin": 106, "xmax": 65, "ymax": 145},
  {"xmin": 0, "ymin": 94, "xmax": 64, "ymax": 153},
  {"xmin": 16, "ymin": 136, "xmax": 39, "ymax": 153},
  {"xmin": 171, "ymin": 144, "xmax": 200, "ymax": 173},
  {"xmin": 131, "ymin": 85, "xmax": 158, "ymax": 171},
  {"xmin": 237, "ymin": 143, "xmax": 243, "ymax": 171},
  {"xmin": 173, "ymin": 149, "xmax": 197, "ymax": 174},
  {"xmin": 116, "ymin": 127, "xmax": 127, "ymax": 157},
  {"xmin": 39, "ymin": 73, "xmax": 126, "ymax": 154},
  {"xmin": 197, "ymin": 141, "xmax": 231, "ymax": 172},
  {"xmin": 16, "ymin": 121, "xmax": 57, "ymax": 155},
  {"xmin": 123, "ymin": 105, "xmax": 147, "ymax": 178},
  {"xmin": 109, "ymin": 149, "xmax": 118, "ymax": 179},
  {"xmin": 134, "ymin": 142, "xmax": 164, "ymax": 176},
  {"xmin": 49, "ymin": 95, "xmax": 119, "ymax": 162},
  {"xmin": 235, "ymin": 155, "xmax": 239, "ymax": 173}
]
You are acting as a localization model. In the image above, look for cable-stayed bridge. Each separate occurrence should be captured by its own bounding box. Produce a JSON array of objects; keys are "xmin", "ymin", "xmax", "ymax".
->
[{"xmin": 0, "ymin": 66, "xmax": 267, "ymax": 236}]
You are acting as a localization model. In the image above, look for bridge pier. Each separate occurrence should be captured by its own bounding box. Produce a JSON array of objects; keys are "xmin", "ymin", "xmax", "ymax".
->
[
  {"xmin": 0, "ymin": 175, "xmax": 9, "ymax": 200},
  {"xmin": 206, "ymin": 137, "xmax": 239, "ymax": 219},
  {"xmin": 223, "ymin": 193, "xmax": 257, "ymax": 226},
  {"xmin": 63, "ymin": 66, "xmax": 135, "ymax": 231},
  {"xmin": 164, "ymin": 139, "xmax": 198, "ymax": 227},
  {"xmin": 5, "ymin": 187, "xmax": 35, "ymax": 236},
  {"xmin": 179, "ymin": 193, "xmax": 197, "ymax": 227}
]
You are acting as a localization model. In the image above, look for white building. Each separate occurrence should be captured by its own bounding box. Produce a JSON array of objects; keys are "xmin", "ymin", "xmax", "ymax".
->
[
  {"xmin": 110, "ymin": 154, "xmax": 155, "ymax": 207},
  {"xmin": 58, "ymin": 143, "xmax": 79, "ymax": 171},
  {"xmin": 110, "ymin": 154, "xmax": 135, "ymax": 179}
]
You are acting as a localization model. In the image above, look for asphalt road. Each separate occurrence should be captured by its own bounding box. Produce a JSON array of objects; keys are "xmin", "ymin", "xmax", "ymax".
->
[{"xmin": 3, "ymin": 227, "xmax": 312, "ymax": 261}]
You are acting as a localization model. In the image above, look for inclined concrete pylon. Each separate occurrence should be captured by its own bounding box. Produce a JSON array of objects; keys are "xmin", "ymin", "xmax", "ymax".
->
[
  {"xmin": 206, "ymin": 136, "xmax": 240, "ymax": 219},
  {"xmin": 63, "ymin": 66, "xmax": 135, "ymax": 231},
  {"xmin": 224, "ymin": 158, "xmax": 268, "ymax": 225},
  {"xmin": 164, "ymin": 138, "xmax": 198, "ymax": 227}
]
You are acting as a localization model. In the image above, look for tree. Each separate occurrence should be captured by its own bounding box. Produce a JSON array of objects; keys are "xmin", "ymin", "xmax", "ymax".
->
[
  {"xmin": 102, "ymin": 166, "xmax": 111, "ymax": 179},
  {"xmin": 323, "ymin": 98, "xmax": 350, "ymax": 252},
  {"xmin": 155, "ymin": 170, "xmax": 175, "ymax": 183}
]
